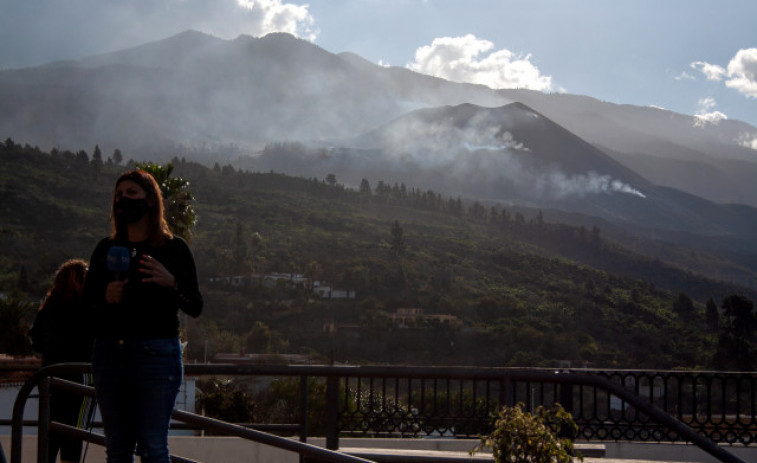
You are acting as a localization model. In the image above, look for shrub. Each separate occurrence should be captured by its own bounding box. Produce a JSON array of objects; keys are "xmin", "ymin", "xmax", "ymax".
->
[{"xmin": 471, "ymin": 402, "xmax": 582, "ymax": 463}]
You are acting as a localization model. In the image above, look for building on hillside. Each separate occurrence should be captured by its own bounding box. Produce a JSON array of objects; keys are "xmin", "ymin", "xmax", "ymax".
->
[
  {"xmin": 390, "ymin": 308, "xmax": 462, "ymax": 329},
  {"xmin": 207, "ymin": 273, "xmax": 355, "ymax": 298}
]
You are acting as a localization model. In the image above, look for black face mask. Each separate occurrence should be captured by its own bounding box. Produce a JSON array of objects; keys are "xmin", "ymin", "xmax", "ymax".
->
[{"xmin": 115, "ymin": 197, "xmax": 149, "ymax": 224}]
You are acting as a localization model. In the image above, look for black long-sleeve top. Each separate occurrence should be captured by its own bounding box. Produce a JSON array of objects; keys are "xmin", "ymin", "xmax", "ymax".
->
[
  {"xmin": 83, "ymin": 236, "xmax": 203, "ymax": 340},
  {"xmin": 29, "ymin": 297, "xmax": 94, "ymax": 366}
]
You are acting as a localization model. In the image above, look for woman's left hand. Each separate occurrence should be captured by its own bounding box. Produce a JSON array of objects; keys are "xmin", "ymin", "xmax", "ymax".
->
[{"xmin": 139, "ymin": 255, "xmax": 176, "ymax": 288}]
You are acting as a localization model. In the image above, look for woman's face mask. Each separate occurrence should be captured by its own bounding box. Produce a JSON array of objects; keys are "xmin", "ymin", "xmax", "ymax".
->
[{"xmin": 115, "ymin": 196, "xmax": 149, "ymax": 223}]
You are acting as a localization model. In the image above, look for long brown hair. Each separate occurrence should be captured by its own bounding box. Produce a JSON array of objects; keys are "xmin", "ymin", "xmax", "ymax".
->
[
  {"xmin": 38, "ymin": 259, "xmax": 88, "ymax": 311},
  {"xmin": 110, "ymin": 169, "xmax": 173, "ymax": 244}
]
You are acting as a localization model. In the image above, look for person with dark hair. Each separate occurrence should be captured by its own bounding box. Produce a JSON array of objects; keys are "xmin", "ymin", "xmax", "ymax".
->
[
  {"xmin": 29, "ymin": 258, "xmax": 95, "ymax": 463},
  {"xmin": 83, "ymin": 169, "xmax": 203, "ymax": 463}
]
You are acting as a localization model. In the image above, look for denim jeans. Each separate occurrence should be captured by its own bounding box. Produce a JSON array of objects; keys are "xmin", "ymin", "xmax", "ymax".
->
[{"xmin": 92, "ymin": 337, "xmax": 182, "ymax": 463}]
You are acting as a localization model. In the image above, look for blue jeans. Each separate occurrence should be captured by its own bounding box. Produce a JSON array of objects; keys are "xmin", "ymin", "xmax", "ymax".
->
[{"xmin": 92, "ymin": 338, "xmax": 182, "ymax": 463}]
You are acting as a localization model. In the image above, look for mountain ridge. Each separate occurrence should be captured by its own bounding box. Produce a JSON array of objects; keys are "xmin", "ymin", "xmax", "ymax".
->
[
  {"xmin": 0, "ymin": 30, "xmax": 755, "ymax": 288},
  {"xmin": 1, "ymin": 30, "xmax": 754, "ymax": 207}
]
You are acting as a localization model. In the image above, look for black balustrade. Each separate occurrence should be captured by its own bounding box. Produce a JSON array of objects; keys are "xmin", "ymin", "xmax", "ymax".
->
[{"xmin": 7, "ymin": 364, "xmax": 753, "ymax": 463}]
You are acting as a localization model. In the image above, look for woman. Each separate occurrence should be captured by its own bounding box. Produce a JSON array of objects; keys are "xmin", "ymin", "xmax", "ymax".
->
[
  {"xmin": 29, "ymin": 259, "xmax": 94, "ymax": 463},
  {"xmin": 83, "ymin": 169, "xmax": 203, "ymax": 463}
]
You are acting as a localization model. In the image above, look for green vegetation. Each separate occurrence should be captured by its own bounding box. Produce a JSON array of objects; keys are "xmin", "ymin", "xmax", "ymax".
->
[
  {"xmin": 471, "ymin": 403, "xmax": 582, "ymax": 463},
  {"xmin": 1, "ymin": 138, "xmax": 755, "ymax": 369}
]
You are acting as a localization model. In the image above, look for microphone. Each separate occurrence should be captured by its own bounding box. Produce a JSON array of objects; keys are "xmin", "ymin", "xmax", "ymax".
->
[{"xmin": 107, "ymin": 246, "xmax": 130, "ymax": 281}]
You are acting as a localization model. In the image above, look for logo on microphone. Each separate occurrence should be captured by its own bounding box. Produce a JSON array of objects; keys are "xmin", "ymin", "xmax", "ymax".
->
[{"xmin": 107, "ymin": 246, "xmax": 130, "ymax": 280}]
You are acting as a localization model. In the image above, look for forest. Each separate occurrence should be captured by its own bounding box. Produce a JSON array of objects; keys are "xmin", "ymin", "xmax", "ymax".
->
[{"xmin": 1, "ymin": 138, "xmax": 755, "ymax": 371}]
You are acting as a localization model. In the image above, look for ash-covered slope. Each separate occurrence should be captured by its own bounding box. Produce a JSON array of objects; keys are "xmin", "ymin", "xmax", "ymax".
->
[{"xmin": 259, "ymin": 101, "xmax": 757, "ymax": 255}]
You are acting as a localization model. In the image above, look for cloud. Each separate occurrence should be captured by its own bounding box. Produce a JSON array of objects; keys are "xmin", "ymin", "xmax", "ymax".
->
[
  {"xmin": 407, "ymin": 34, "xmax": 555, "ymax": 92},
  {"xmin": 693, "ymin": 97, "xmax": 728, "ymax": 127},
  {"xmin": 236, "ymin": 0, "xmax": 317, "ymax": 40},
  {"xmin": 691, "ymin": 61, "xmax": 726, "ymax": 81},
  {"xmin": 0, "ymin": 0, "xmax": 317, "ymax": 69},
  {"xmin": 691, "ymin": 48, "xmax": 757, "ymax": 99},
  {"xmin": 738, "ymin": 132, "xmax": 757, "ymax": 150},
  {"xmin": 725, "ymin": 48, "xmax": 757, "ymax": 98}
]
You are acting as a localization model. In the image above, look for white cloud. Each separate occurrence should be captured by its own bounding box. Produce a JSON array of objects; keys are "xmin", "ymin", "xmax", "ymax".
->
[
  {"xmin": 725, "ymin": 48, "xmax": 757, "ymax": 98},
  {"xmin": 697, "ymin": 97, "xmax": 718, "ymax": 112},
  {"xmin": 691, "ymin": 61, "xmax": 726, "ymax": 81},
  {"xmin": 407, "ymin": 34, "xmax": 554, "ymax": 91},
  {"xmin": 0, "ymin": 0, "xmax": 319, "ymax": 68},
  {"xmin": 236, "ymin": 0, "xmax": 316, "ymax": 40},
  {"xmin": 693, "ymin": 97, "xmax": 728, "ymax": 127},
  {"xmin": 690, "ymin": 49, "xmax": 757, "ymax": 100},
  {"xmin": 738, "ymin": 132, "xmax": 757, "ymax": 150}
]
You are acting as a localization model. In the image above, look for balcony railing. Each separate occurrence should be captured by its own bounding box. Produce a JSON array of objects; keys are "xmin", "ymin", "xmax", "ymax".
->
[{"xmin": 6, "ymin": 363, "xmax": 753, "ymax": 463}]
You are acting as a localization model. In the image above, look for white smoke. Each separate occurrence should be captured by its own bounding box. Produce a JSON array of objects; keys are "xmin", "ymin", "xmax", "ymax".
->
[
  {"xmin": 374, "ymin": 115, "xmax": 646, "ymax": 200},
  {"xmin": 537, "ymin": 171, "xmax": 646, "ymax": 199},
  {"xmin": 461, "ymin": 130, "xmax": 530, "ymax": 153},
  {"xmin": 378, "ymin": 114, "xmax": 530, "ymax": 166}
]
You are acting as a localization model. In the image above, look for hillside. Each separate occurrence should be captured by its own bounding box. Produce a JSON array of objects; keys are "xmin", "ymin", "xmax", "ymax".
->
[
  {"xmin": 2, "ymin": 140, "xmax": 754, "ymax": 369},
  {"xmin": 1, "ymin": 30, "xmax": 755, "ymax": 210}
]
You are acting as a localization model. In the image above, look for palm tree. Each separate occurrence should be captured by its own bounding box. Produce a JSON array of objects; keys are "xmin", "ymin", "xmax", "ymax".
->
[{"xmin": 135, "ymin": 162, "xmax": 197, "ymax": 241}]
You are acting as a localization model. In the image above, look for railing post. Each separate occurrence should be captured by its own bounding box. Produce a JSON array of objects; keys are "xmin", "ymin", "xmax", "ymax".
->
[
  {"xmin": 37, "ymin": 377, "xmax": 51, "ymax": 463},
  {"xmin": 559, "ymin": 381, "xmax": 575, "ymax": 440},
  {"xmin": 300, "ymin": 375, "xmax": 309, "ymax": 463},
  {"xmin": 325, "ymin": 374, "xmax": 339, "ymax": 450},
  {"xmin": 500, "ymin": 377, "xmax": 513, "ymax": 408},
  {"xmin": 560, "ymin": 381, "xmax": 574, "ymax": 413},
  {"xmin": 299, "ymin": 375, "xmax": 309, "ymax": 442}
]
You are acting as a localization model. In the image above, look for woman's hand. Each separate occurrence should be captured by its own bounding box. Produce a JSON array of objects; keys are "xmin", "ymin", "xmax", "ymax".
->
[
  {"xmin": 105, "ymin": 280, "xmax": 127, "ymax": 304},
  {"xmin": 139, "ymin": 255, "xmax": 176, "ymax": 288}
]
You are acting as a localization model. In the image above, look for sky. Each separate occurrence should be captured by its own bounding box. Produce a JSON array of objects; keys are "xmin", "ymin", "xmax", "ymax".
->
[{"xmin": 1, "ymin": 0, "xmax": 756, "ymax": 129}]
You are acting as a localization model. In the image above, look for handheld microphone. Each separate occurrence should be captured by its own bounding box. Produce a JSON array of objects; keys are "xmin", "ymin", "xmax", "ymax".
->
[{"xmin": 107, "ymin": 246, "xmax": 130, "ymax": 281}]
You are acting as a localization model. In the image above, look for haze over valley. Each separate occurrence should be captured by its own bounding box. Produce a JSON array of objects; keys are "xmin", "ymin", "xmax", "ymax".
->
[{"xmin": 1, "ymin": 31, "xmax": 756, "ymax": 291}]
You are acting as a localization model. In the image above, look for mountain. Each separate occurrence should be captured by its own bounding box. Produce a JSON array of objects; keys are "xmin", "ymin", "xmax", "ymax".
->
[
  {"xmin": 1, "ymin": 30, "xmax": 755, "ymax": 205},
  {"xmin": 255, "ymin": 102, "xmax": 757, "ymax": 280},
  {"xmin": 0, "ymin": 30, "xmax": 755, "ymax": 287}
]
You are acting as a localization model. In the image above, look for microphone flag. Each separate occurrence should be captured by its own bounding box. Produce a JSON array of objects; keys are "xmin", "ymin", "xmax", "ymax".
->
[{"xmin": 107, "ymin": 246, "xmax": 130, "ymax": 281}]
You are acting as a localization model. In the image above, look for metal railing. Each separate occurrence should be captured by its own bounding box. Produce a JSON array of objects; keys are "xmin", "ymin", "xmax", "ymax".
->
[
  {"xmin": 7, "ymin": 363, "xmax": 752, "ymax": 463},
  {"xmin": 10, "ymin": 364, "xmax": 375, "ymax": 463}
]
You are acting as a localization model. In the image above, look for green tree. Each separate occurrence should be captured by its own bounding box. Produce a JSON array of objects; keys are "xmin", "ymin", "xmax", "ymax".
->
[
  {"xmin": 91, "ymin": 144, "xmax": 103, "ymax": 169},
  {"xmin": 245, "ymin": 321, "xmax": 273, "ymax": 353},
  {"xmin": 135, "ymin": 162, "xmax": 197, "ymax": 241},
  {"xmin": 250, "ymin": 232, "xmax": 262, "ymax": 273},
  {"xmin": 196, "ymin": 378, "xmax": 256, "ymax": 426},
  {"xmin": 0, "ymin": 295, "xmax": 35, "ymax": 355},
  {"xmin": 75, "ymin": 150, "xmax": 89, "ymax": 167},
  {"xmin": 705, "ymin": 297, "xmax": 719, "ymax": 332},
  {"xmin": 715, "ymin": 295, "xmax": 756, "ymax": 370},
  {"xmin": 359, "ymin": 178, "xmax": 372, "ymax": 197},
  {"xmin": 257, "ymin": 377, "xmax": 329, "ymax": 436},
  {"xmin": 112, "ymin": 148, "xmax": 123, "ymax": 166},
  {"xmin": 673, "ymin": 292, "xmax": 694, "ymax": 316},
  {"xmin": 390, "ymin": 220, "xmax": 406, "ymax": 257}
]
